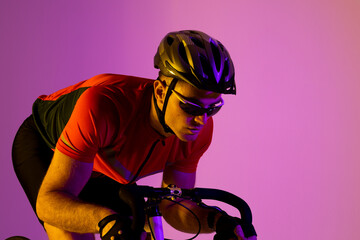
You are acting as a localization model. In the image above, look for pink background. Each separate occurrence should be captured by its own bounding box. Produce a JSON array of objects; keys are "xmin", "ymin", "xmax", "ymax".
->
[{"xmin": 1, "ymin": 0, "xmax": 360, "ymax": 239}]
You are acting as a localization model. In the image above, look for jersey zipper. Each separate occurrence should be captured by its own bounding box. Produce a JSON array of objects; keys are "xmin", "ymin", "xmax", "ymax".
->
[{"xmin": 128, "ymin": 139, "xmax": 164, "ymax": 184}]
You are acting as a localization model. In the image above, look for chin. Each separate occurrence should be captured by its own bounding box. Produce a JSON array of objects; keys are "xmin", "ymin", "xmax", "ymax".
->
[{"xmin": 178, "ymin": 133, "xmax": 199, "ymax": 142}]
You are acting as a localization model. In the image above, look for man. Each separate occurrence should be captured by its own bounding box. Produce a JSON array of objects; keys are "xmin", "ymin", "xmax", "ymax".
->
[{"xmin": 12, "ymin": 30, "xmax": 256, "ymax": 239}]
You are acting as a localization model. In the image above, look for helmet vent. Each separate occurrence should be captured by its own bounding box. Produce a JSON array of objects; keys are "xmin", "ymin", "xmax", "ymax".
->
[
  {"xmin": 223, "ymin": 59, "xmax": 230, "ymax": 81},
  {"xmin": 190, "ymin": 37, "xmax": 205, "ymax": 49},
  {"xmin": 167, "ymin": 36, "xmax": 174, "ymax": 46},
  {"xmin": 199, "ymin": 54, "xmax": 211, "ymax": 80},
  {"xmin": 219, "ymin": 42, "xmax": 225, "ymax": 51},
  {"xmin": 210, "ymin": 40, "xmax": 221, "ymax": 72},
  {"xmin": 179, "ymin": 42, "xmax": 189, "ymax": 65}
]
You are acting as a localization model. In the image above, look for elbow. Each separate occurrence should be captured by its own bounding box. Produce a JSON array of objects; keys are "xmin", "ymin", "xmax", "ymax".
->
[
  {"xmin": 36, "ymin": 192, "xmax": 46, "ymax": 221},
  {"xmin": 36, "ymin": 187, "xmax": 52, "ymax": 222}
]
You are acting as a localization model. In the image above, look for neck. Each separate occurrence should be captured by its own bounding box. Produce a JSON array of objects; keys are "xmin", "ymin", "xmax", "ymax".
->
[{"xmin": 149, "ymin": 93, "xmax": 173, "ymax": 138}]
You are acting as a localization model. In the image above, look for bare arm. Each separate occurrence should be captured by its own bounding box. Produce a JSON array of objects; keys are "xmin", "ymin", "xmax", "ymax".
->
[
  {"xmin": 159, "ymin": 166, "xmax": 217, "ymax": 234},
  {"xmin": 159, "ymin": 167, "xmax": 256, "ymax": 240},
  {"xmin": 36, "ymin": 149, "xmax": 116, "ymax": 234}
]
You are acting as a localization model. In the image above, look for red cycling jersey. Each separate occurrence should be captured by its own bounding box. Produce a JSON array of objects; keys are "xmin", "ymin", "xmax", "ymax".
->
[{"xmin": 33, "ymin": 74, "xmax": 213, "ymax": 183}]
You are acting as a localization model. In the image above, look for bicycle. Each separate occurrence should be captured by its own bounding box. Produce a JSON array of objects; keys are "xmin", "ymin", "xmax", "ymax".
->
[
  {"xmin": 115, "ymin": 184, "xmax": 255, "ymax": 240},
  {"xmin": 6, "ymin": 185, "xmax": 256, "ymax": 240}
]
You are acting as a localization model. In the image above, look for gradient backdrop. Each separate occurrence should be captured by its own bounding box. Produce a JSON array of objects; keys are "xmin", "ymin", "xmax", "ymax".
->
[{"xmin": 1, "ymin": 0, "xmax": 360, "ymax": 239}]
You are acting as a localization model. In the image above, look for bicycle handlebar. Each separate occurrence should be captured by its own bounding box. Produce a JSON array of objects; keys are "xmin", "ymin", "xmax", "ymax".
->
[
  {"xmin": 188, "ymin": 187, "xmax": 253, "ymax": 223},
  {"xmin": 118, "ymin": 184, "xmax": 253, "ymax": 234}
]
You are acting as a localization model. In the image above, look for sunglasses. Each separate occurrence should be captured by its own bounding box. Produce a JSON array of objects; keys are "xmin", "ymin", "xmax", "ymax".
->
[{"xmin": 171, "ymin": 89, "xmax": 224, "ymax": 117}]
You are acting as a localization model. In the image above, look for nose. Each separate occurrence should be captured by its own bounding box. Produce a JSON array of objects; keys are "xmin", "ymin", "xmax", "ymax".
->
[{"xmin": 194, "ymin": 113, "xmax": 208, "ymax": 126}]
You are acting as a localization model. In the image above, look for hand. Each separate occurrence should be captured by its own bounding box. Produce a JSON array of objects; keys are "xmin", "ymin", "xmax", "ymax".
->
[
  {"xmin": 214, "ymin": 214, "xmax": 257, "ymax": 240},
  {"xmin": 215, "ymin": 225, "xmax": 257, "ymax": 240},
  {"xmin": 98, "ymin": 214, "xmax": 146, "ymax": 240},
  {"xmin": 234, "ymin": 225, "xmax": 257, "ymax": 240}
]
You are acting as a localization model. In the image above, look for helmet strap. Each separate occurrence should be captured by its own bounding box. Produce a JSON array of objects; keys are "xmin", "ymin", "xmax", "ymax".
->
[{"xmin": 153, "ymin": 78, "xmax": 178, "ymax": 134}]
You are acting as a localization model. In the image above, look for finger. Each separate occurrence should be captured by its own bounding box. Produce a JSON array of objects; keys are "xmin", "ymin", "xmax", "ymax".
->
[
  {"xmin": 100, "ymin": 220, "xmax": 116, "ymax": 237},
  {"xmin": 234, "ymin": 225, "xmax": 245, "ymax": 239}
]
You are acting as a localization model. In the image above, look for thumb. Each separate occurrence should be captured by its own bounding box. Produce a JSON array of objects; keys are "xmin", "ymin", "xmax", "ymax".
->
[{"xmin": 234, "ymin": 225, "xmax": 245, "ymax": 240}]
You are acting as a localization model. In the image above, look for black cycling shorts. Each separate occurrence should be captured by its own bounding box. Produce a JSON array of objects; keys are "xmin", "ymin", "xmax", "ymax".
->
[{"xmin": 12, "ymin": 115, "xmax": 132, "ymax": 226}]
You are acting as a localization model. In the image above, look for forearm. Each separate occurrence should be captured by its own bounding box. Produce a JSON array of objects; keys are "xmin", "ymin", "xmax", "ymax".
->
[
  {"xmin": 36, "ymin": 190, "xmax": 116, "ymax": 234},
  {"xmin": 35, "ymin": 150, "xmax": 115, "ymax": 234},
  {"xmin": 159, "ymin": 199, "xmax": 221, "ymax": 234}
]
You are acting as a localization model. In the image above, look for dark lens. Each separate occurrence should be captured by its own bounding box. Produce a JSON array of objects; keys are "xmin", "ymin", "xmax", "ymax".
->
[
  {"xmin": 180, "ymin": 102, "xmax": 222, "ymax": 117},
  {"xmin": 206, "ymin": 106, "xmax": 222, "ymax": 117},
  {"xmin": 179, "ymin": 102, "xmax": 205, "ymax": 116}
]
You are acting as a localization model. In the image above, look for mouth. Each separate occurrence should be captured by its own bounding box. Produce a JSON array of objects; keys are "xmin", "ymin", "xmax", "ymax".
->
[{"xmin": 187, "ymin": 127, "xmax": 202, "ymax": 134}]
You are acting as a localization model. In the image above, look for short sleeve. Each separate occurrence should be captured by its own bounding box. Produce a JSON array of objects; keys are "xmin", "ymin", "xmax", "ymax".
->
[{"xmin": 56, "ymin": 86, "xmax": 120, "ymax": 162}]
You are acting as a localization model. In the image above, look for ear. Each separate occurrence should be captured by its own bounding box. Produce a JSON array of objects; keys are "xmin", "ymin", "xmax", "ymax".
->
[{"xmin": 153, "ymin": 80, "xmax": 166, "ymax": 105}]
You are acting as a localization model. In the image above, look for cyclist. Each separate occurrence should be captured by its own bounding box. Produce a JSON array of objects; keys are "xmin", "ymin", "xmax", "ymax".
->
[{"xmin": 12, "ymin": 30, "xmax": 256, "ymax": 240}]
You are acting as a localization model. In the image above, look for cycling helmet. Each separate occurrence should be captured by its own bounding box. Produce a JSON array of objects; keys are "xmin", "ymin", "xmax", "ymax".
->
[{"xmin": 154, "ymin": 30, "xmax": 236, "ymax": 94}]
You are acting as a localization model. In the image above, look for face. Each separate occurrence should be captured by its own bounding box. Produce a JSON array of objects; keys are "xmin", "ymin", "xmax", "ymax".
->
[{"xmin": 164, "ymin": 80, "xmax": 223, "ymax": 142}]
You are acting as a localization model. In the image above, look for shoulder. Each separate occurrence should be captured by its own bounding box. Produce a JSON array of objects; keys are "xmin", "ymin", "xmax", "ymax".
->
[
  {"xmin": 86, "ymin": 73, "xmax": 155, "ymax": 88},
  {"xmin": 82, "ymin": 74, "xmax": 154, "ymax": 101},
  {"xmin": 81, "ymin": 75, "xmax": 153, "ymax": 111},
  {"xmin": 74, "ymin": 75, "xmax": 153, "ymax": 126}
]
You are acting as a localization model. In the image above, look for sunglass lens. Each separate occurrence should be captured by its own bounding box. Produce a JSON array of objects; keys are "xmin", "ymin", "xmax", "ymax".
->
[
  {"xmin": 207, "ymin": 106, "xmax": 222, "ymax": 117},
  {"xmin": 180, "ymin": 102, "xmax": 222, "ymax": 117},
  {"xmin": 179, "ymin": 103, "xmax": 203, "ymax": 116}
]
